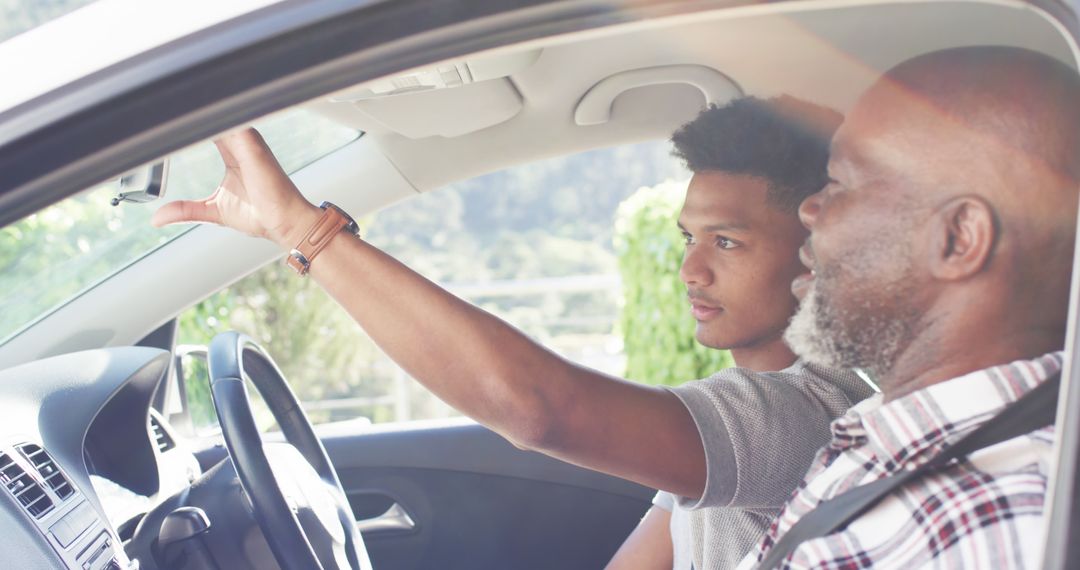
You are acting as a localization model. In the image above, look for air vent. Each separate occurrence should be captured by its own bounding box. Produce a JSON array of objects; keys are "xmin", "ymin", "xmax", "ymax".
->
[
  {"xmin": 0, "ymin": 451, "xmax": 54, "ymax": 519},
  {"xmin": 18, "ymin": 444, "xmax": 74, "ymax": 501},
  {"xmin": 150, "ymin": 415, "xmax": 175, "ymax": 453}
]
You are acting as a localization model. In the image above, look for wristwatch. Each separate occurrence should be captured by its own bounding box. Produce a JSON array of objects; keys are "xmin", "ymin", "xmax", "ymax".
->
[{"xmin": 285, "ymin": 201, "xmax": 360, "ymax": 275}]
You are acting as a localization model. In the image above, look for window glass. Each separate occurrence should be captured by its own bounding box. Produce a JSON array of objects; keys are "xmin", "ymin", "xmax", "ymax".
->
[
  {"xmin": 0, "ymin": 0, "xmax": 99, "ymax": 43},
  {"xmin": 0, "ymin": 109, "xmax": 359, "ymax": 344},
  {"xmin": 177, "ymin": 140, "xmax": 689, "ymax": 426}
]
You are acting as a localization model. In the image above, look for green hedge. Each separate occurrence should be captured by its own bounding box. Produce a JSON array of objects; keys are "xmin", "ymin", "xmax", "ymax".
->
[{"xmin": 614, "ymin": 180, "xmax": 733, "ymax": 386}]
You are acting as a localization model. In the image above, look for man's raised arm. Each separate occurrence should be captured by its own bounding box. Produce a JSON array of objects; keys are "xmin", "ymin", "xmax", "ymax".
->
[{"xmin": 153, "ymin": 128, "xmax": 705, "ymax": 498}]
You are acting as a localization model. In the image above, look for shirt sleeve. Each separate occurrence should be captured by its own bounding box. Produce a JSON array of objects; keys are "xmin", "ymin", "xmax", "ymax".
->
[{"xmin": 666, "ymin": 367, "xmax": 858, "ymax": 511}]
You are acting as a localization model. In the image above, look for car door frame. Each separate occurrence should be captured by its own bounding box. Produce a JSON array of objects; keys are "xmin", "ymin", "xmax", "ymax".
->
[{"xmin": 2, "ymin": 0, "xmax": 1080, "ymax": 567}]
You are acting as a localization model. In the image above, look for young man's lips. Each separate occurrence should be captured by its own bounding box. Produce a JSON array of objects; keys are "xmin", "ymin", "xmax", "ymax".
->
[{"xmin": 690, "ymin": 302, "xmax": 723, "ymax": 321}]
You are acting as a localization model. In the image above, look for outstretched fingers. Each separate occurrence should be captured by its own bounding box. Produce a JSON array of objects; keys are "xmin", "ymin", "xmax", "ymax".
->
[{"xmin": 152, "ymin": 127, "xmax": 296, "ymax": 234}]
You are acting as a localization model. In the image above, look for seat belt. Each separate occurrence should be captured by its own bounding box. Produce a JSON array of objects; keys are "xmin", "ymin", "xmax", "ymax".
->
[{"xmin": 757, "ymin": 372, "xmax": 1061, "ymax": 570}]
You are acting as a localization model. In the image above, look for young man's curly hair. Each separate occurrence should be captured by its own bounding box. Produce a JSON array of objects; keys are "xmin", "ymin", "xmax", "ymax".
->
[{"xmin": 671, "ymin": 95, "xmax": 843, "ymax": 212}]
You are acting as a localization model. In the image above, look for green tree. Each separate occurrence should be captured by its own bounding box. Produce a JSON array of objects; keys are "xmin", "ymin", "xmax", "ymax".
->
[{"xmin": 614, "ymin": 180, "xmax": 733, "ymax": 386}]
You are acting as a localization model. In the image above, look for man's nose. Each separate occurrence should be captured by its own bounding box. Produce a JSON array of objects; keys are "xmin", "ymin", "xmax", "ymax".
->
[
  {"xmin": 798, "ymin": 189, "xmax": 824, "ymax": 230},
  {"xmin": 679, "ymin": 247, "xmax": 713, "ymax": 287}
]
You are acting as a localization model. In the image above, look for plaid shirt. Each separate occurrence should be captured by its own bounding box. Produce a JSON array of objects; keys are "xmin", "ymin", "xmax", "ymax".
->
[{"xmin": 738, "ymin": 352, "xmax": 1063, "ymax": 570}]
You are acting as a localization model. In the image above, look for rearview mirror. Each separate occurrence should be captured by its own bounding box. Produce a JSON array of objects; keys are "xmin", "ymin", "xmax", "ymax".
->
[{"xmin": 111, "ymin": 159, "xmax": 168, "ymax": 206}]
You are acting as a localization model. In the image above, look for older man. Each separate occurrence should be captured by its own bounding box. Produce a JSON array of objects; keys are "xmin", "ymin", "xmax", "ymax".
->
[{"xmin": 741, "ymin": 46, "xmax": 1080, "ymax": 568}]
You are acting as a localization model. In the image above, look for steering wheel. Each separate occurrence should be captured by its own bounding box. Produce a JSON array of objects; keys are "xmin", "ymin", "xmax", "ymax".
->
[{"xmin": 207, "ymin": 331, "xmax": 373, "ymax": 570}]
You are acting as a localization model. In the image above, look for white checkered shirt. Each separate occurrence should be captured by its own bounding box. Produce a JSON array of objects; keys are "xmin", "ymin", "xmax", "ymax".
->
[{"xmin": 738, "ymin": 351, "xmax": 1063, "ymax": 569}]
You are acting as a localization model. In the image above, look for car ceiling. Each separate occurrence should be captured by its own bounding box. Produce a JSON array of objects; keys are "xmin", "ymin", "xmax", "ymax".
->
[
  {"xmin": 0, "ymin": 0, "xmax": 1076, "ymax": 369},
  {"xmin": 305, "ymin": 0, "xmax": 1077, "ymax": 192}
]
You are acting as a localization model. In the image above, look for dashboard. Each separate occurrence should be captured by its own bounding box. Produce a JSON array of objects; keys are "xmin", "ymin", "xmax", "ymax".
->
[
  {"xmin": 85, "ymin": 409, "xmax": 202, "ymax": 539},
  {"xmin": 0, "ymin": 347, "xmax": 202, "ymax": 570}
]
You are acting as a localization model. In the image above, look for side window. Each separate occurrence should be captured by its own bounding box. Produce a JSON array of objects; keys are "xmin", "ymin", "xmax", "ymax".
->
[{"xmin": 177, "ymin": 140, "xmax": 688, "ymax": 427}]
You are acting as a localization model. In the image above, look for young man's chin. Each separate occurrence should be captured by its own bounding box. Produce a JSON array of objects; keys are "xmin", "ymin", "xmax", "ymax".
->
[
  {"xmin": 697, "ymin": 324, "xmax": 790, "ymax": 354},
  {"xmin": 695, "ymin": 327, "xmax": 733, "ymax": 351}
]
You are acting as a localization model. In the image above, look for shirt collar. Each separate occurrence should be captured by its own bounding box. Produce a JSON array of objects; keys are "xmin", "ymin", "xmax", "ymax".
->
[{"xmin": 831, "ymin": 352, "xmax": 1063, "ymax": 468}]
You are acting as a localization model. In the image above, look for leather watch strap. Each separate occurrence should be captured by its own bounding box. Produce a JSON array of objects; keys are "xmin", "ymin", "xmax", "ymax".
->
[{"xmin": 285, "ymin": 203, "xmax": 356, "ymax": 275}]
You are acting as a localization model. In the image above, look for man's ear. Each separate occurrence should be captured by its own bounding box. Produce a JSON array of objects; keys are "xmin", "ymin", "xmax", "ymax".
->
[{"xmin": 927, "ymin": 195, "xmax": 998, "ymax": 280}]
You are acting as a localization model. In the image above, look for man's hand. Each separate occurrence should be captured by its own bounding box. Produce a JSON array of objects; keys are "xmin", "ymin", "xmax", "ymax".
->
[{"xmin": 151, "ymin": 128, "xmax": 320, "ymax": 248}]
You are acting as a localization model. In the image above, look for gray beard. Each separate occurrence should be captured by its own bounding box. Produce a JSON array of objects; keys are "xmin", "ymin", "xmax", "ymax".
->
[{"xmin": 784, "ymin": 279, "xmax": 915, "ymax": 379}]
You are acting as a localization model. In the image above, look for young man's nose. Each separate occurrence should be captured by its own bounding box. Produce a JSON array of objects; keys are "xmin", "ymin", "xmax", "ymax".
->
[
  {"xmin": 798, "ymin": 189, "xmax": 824, "ymax": 230},
  {"xmin": 679, "ymin": 247, "xmax": 714, "ymax": 287}
]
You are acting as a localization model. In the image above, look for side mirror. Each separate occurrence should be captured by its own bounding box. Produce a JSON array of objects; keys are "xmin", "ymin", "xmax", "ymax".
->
[{"xmin": 111, "ymin": 159, "xmax": 169, "ymax": 206}]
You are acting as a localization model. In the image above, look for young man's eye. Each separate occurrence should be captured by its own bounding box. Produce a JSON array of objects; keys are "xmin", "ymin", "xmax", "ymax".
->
[
  {"xmin": 715, "ymin": 237, "xmax": 739, "ymax": 249},
  {"xmin": 682, "ymin": 233, "xmax": 695, "ymax": 246}
]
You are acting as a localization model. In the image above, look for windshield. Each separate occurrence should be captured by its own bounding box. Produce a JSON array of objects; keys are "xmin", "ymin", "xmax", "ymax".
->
[{"xmin": 0, "ymin": 109, "xmax": 358, "ymax": 343}]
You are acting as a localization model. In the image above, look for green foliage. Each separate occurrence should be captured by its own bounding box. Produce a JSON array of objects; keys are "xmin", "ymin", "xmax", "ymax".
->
[
  {"xmin": 364, "ymin": 140, "xmax": 691, "ymax": 346},
  {"xmin": 367, "ymin": 141, "xmax": 691, "ymax": 281},
  {"xmin": 0, "ymin": 181, "xmax": 188, "ymax": 340},
  {"xmin": 614, "ymin": 181, "xmax": 733, "ymax": 386}
]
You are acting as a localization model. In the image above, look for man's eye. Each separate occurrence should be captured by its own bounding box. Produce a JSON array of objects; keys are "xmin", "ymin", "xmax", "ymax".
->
[
  {"xmin": 716, "ymin": 237, "xmax": 739, "ymax": 249},
  {"xmin": 682, "ymin": 233, "xmax": 695, "ymax": 246}
]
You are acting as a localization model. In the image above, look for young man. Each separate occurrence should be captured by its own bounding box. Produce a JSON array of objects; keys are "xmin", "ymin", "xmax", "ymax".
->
[
  {"xmin": 153, "ymin": 96, "xmax": 872, "ymax": 568},
  {"xmin": 606, "ymin": 97, "xmax": 871, "ymax": 569}
]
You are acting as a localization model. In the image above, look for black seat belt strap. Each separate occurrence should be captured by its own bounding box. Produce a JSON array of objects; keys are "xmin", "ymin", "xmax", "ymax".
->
[{"xmin": 757, "ymin": 372, "xmax": 1061, "ymax": 570}]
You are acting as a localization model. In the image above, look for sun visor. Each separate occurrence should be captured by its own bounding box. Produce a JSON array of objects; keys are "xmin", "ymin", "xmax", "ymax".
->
[
  {"xmin": 330, "ymin": 50, "xmax": 541, "ymax": 101},
  {"xmin": 325, "ymin": 49, "xmax": 540, "ymax": 138},
  {"xmin": 336, "ymin": 78, "xmax": 523, "ymax": 139}
]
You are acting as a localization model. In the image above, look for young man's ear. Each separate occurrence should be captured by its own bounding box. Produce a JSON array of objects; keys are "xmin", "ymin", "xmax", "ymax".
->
[{"xmin": 927, "ymin": 195, "xmax": 997, "ymax": 280}]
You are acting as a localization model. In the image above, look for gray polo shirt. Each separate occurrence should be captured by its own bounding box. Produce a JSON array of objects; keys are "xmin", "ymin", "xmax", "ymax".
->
[{"xmin": 653, "ymin": 361, "xmax": 873, "ymax": 570}]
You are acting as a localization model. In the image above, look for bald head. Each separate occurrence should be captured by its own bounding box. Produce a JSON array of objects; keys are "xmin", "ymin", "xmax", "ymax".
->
[
  {"xmin": 786, "ymin": 46, "xmax": 1080, "ymax": 394},
  {"xmin": 888, "ymin": 46, "xmax": 1079, "ymax": 185},
  {"xmin": 840, "ymin": 47, "xmax": 1080, "ymax": 207}
]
